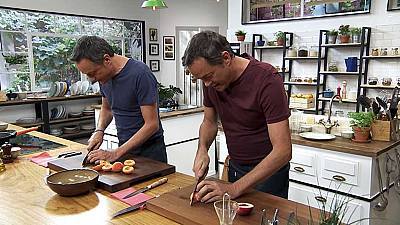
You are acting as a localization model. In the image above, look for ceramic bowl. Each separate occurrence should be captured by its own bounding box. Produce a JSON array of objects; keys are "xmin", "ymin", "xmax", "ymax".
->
[
  {"xmin": 341, "ymin": 130, "xmax": 354, "ymax": 139},
  {"xmin": 46, "ymin": 169, "xmax": 99, "ymax": 196},
  {"xmin": 237, "ymin": 202, "xmax": 254, "ymax": 216},
  {"xmin": 11, "ymin": 147, "xmax": 21, "ymax": 159}
]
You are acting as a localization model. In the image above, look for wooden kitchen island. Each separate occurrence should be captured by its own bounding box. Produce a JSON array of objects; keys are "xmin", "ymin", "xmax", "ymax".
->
[{"xmin": 0, "ymin": 124, "xmax": 321, "ymax": 225}]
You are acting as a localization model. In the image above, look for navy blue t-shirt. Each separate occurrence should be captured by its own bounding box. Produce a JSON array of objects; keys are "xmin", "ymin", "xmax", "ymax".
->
[{"xmin": 100, "ymin": 59, "xmax": 163, "ymax": 144}]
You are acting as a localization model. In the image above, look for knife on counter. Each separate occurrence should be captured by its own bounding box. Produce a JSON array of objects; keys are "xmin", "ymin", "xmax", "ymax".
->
[
  {"xmin": 122, "ymin": 178, "xmax": 168, "ymax": 199},
  {"xmin": 112, "ymin": 195, "xmax": 159, "ymax": 219},
  {"xmin": 190, "ymin": 166, "xmax": 209, "ymax": 206}
]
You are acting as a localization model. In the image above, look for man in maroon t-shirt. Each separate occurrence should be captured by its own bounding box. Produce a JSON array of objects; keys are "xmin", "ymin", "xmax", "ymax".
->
[{"xmin": 182, "ymin": 31, "xmax": 292, "ymax": 202}]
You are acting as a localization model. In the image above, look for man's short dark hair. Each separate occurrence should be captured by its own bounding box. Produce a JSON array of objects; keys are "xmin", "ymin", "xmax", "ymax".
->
[
  {"xmin": 70, "ymin": 36, "xmax": 115, "ymax": 64},
  {"xmin": 182, "ymin": 31, "xmax": 234, "ymax": 67}
]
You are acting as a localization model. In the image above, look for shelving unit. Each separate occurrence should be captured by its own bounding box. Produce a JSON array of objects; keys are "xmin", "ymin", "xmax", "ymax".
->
[
  {"xmin": 1, "ymin": 94, "xmax": 101, "ymax": 138},
  {"xmin": 316, "ymin": 27, "xmax": 371, "ymax": 114}
]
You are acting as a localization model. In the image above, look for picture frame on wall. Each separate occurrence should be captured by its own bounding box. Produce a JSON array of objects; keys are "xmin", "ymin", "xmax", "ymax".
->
[
  {"xmin": 149, "ymin": 43, "xmax": 159, "ymax": 55},
  {"xmin": 163, "ymin": 36, "xmax": 175, "ymax": 60},
  {"xmin": 149, "ymin": 60, "xmax": 160, "ymax": 72},
  {"xmin": 149, "ymin": 28, "xmax": 158, "ymax": 41}
]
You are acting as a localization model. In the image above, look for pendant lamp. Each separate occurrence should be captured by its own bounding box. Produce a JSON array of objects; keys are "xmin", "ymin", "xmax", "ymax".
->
[{"xmin": 141, "ymin": 0, "xmax": 168, "ymax": 10}]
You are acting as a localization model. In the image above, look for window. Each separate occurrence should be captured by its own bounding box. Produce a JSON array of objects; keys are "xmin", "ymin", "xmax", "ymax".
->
[
  {"xmin": 242, "ymin": 0, "xmax": 371, "ymax": 24},
  {"xmin": 0, "ymin": 7, "xmax": 145, "ymax": 92}
]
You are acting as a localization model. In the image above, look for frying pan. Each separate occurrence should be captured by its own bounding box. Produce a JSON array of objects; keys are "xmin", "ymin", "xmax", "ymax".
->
[{"xmin": 0, "ymin": 127, "xmax": 39, "ymax": 146}]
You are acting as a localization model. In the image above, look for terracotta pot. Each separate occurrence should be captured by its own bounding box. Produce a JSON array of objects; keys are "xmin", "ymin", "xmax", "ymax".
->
[
  {"xmin": 352, "ymin": 126, "xmax": 371, "ymax": 141},
  {"xmin": 236, "ymin": 35, "xmax": 245, "ymax": 42},
  {"xmin": 277, "ymin": 38, "xmax": 285, "ymax": 46},
  {"xmin": 339, "ymin": 35, "xmax": 351, "ymax": 44}
]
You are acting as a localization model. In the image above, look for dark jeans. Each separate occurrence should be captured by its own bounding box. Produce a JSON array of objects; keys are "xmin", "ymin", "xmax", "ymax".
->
[
  {"xmin": 228, "ymin": 160, "xmax": 290, "ymax": 199},
  {"xmin": 118, "ymin": 136, "xmax": 167, "ymax": 163}
]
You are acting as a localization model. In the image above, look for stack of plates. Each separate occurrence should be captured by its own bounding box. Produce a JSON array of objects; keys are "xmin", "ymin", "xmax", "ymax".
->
[
  {"xmin": 80, "ymin": 123, "xmax": 95, "ymax": 131},
  {"xmin": 63, "ymin": 125, "xmax": 80, "ymax": 134},
  {"xmin": 50, "ymin": 105, "xmax": 67, "ymax": 120},
  {"xmin": 91, "ymin": 82, "xmax": 100, "ymax": 94},
  {"xmin": 47, "ymin": 82, "xmax": 68, "ymax": 98},
  {"xmin": 50, "ymin": 128, "xmax": 63, "ymax": 136},
  {"xmin": 82, "ymin": 106, "xmax": 94, "ymax": 116},
  {"xmin": 68, "ymin": 112, "xmax": 83, "ymax": 118},
  {"xmin": 70, "ymin": 81, "xmax": 90, "ymax": 96}
]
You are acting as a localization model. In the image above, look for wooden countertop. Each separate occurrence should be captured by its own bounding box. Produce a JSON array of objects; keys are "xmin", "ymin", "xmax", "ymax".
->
[
  {"xmin": 291, "ymin": 134, "xmax": 400, "ymax": 157},
  {"xmin": 91, "ymin": 104, "xmax": 204, "ymax": 119},
  {"xmin": 1, "ymin": 124, "xmax": 321, "ymax": 224}
]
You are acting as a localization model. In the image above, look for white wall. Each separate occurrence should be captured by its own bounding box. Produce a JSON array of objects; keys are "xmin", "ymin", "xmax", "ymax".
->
[
  {"xmin": 228, "ymin": 0, "xmax": 400, "ymax": 114},
  {"xmin": 157, "ymin": 0, "xmax": 228, "ymax": 86}
]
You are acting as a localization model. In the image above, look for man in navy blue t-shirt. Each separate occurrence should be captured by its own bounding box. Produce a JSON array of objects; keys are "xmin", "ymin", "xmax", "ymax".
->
[{"xmin": 71, "ymin": 36, "xmax": 167, "ymax": 163}]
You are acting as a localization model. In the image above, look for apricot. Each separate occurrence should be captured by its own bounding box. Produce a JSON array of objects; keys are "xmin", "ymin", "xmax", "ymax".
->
[
  {"xmin": 102, "ymin": 164, "xmax": 112, "ymax": 172},
  {"xmin": 112, "ymin": 162, "xmax": 124, "ymax": 172},
  {"xmin": 124, "ymin": 159, "xmax": 136, "ymax": 167},
  {"xmin": 97, "ymin": 160, "xmax": 110, "ymax": 166},
  {"xmin": 122, "ymin": 166, "xmax": 134, "ymax": 174},
  {"xmin": 92, "ymin": 164, "xmax": 103, "ymax": 171}
]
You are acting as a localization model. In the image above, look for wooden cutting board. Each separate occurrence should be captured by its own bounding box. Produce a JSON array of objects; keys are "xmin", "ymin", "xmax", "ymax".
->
[
  {"xmin": 147, "ymin": 183, "xmax": 321, "ymax": 225},
  {"xmin": 48, "ymin": 154, "xmax": 175, "ymax": 192}
]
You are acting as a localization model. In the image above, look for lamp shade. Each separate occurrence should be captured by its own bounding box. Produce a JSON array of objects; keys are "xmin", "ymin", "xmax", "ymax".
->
[{"xmin": 141, "ymin": 0, "xmax": 168, "ymax": 10}]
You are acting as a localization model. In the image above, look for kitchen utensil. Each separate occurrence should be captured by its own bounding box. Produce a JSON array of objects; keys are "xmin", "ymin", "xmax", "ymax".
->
[
  {"xmin": 57, "ymin": 151, "xmax": 82, "ymax": 158},
  {"xmin": 260, "ymin": 209, "xmax": 267, "ymax": 225},
  {"xmin": 45, "ymin": 168, "xmax": 99, "ymax": 196},
  {"xmin": 299, "ymin": 132, "xmax": 336, "ymax": 141},
  {"xmin": 0, "ymin": 126, "xmax": 39, "ymax": 146},
  {"xmin": 214, "ymin": 193, "xmax": 239, "ymax": 225},
  {"xmin": 48, "ymin": 155, "xmax": 175, "ymax": 193},
  {"xmin": 81, "ymin": 151, "xmax": 90, "ymax": 166},
  {"xmin": 122, "ymin": 177, "xmax": 168, "ymax": 199},
  {"xmin": 272, "ymin": 208, "xmax": 279, "ymax": 225},
  {"xmin": 112, "ymin": 195, "xmax": 158, "ymax": 219},
  {"xmin": 374, "ymin": 158, "xmax": 388, "ymax": 211},
  {"xmin": 190, "ymin": 166, "xmax": 209, "ymax": 206}
]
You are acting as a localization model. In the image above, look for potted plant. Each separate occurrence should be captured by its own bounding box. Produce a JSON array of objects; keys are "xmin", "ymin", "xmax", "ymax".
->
[
  {"xmin": 338, "ymin": 25, "xmax": 351, "ymax": 44},
  {"xmin": 235, "ymin": 30, "xmax": 246, "ymax": 42},
  {"xmin": 348, "ymin": 111, "xmax": 374, "ymax": 142},
  {"xmin": 274, "ymin": 31, "xmax": 286, "ymax": 46},
  {"xmin": 326, "ymin": 29, "xmax": 338, "ymax": 44},
  {"xmin": 157, "ymin": 82, "xmax": 182, "ymax": 108},
  {"xmin": 350, "ymin": 27, "xmax": 361, "ymax": 43}
]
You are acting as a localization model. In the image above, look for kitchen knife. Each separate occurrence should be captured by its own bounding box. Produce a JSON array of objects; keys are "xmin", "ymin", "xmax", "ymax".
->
[
  {"xmin": 111, "ymin": 195, "xmax": 158, "ymax": 219},
  {"xmin": 81, "ymin": 151, "xmax": 90, "ymax": 166},
  {"xmin": 122, "ymin": 177, "xmax": 168, "ymax": 199},
  {"xmin": 190, "ymin": 166, "xmax": 209, "ymax": 206}
]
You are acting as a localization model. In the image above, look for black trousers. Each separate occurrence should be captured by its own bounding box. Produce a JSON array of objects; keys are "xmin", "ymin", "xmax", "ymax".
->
[
  {"xmin": 118, "ymin": 136, "xmax": 167, "ymax": 163},
  {"xmin": 228, "ymin": 160, "xmax": 290, "ymax": 199}
]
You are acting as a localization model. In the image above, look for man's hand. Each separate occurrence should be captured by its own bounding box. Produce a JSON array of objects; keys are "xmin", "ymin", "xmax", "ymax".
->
[
  {"xmin": 192, "ymin": 148, "xmax": 210, "ymax": 180},
  {"xmin": 196, "ymin": 180, "xmax": 240, "ymax": 203},
  {"xmin": 87, "ymin": 131, "xmax": 104, "ymax": 151},
  {"xmin": 87, "ymin": 149, "xmax": 121, "ymax": 163}
]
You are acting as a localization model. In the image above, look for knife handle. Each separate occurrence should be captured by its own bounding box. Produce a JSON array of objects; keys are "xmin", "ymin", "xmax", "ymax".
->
[{"xmin": 148, "ymin": 177, "xmax": 168, "ymax": 189}]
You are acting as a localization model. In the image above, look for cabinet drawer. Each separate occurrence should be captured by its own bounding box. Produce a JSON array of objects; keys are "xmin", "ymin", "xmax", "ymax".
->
[
  {"xmin": 162, "ymin": 112, "xmax": 203, "ymax": 145},
  {"xmin": 321, "ymin": 157, "xmax": 359, "ymax": 186},
  {"xmin": 290, "ymin": 149, "xmax": 317, "ymax": 184}
]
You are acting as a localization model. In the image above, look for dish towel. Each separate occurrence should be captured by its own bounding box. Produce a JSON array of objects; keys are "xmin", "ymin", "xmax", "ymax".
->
[
  {"xmin": 111, "ymin": 187, "xmax": 153, "ymax": 206},
  {"xmin": 29, "ymin": 152, "xmax": 54, "ymax": 167}
]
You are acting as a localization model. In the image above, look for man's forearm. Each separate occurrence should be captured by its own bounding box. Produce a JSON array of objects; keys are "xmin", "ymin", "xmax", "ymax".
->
[
  {"xmin": 198, "ymin": 120, "xmax": 218, "ymax": 153},
  {"xmin": 97, "ymin": 108, "xmax": 113, "ymax": 131}
]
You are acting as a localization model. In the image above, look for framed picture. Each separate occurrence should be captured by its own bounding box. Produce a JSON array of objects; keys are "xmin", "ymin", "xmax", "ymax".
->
[
  {"xmin": 149, "ymin": 60, "xmax": 160, "ymax": 72},
  {"xmin": 149, "ymin": 43, "xmax": 159, "ymax": 55},
  {"xmin": 149, "ymin": 28, "xmax": 158, "ymax": 41},
  {"xmin": 163, "ymin": 36, "xmax": 175, "ymax": 60}
]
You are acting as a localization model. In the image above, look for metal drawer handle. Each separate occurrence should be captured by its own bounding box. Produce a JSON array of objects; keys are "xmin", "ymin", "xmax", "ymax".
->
[
  {"xmin": 333, "ymin": 175, "xmax": 346, "ymax": 182},
  {"xmin": 293, "ymin": 166, "xmax": 305, "ymax": 173},
  {"xmin": 315, "ymin": 196, "xmax": 327, "ymax": 203}
]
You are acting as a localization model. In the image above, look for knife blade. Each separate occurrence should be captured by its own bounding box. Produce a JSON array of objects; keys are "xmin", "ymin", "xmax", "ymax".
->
[
  {"xmin": 122, "ymin": 177, "xmax": 168, "ymax": 199},
  {"xmin": 81, "ymin": 151, "xmax": 90, "ymax": 166},
  {"xmin": 111, "ymin": 195, "xmax": 158, "ymax": 219},
  {"xmin": 190, "ymin": 166, "xmax": 209, "ymax": 206}
]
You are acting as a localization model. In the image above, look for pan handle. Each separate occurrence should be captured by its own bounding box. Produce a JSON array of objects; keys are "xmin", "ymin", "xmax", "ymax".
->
[{"xmin": 16, "ymin": 126, "xmax": 39, "ymax": 136}]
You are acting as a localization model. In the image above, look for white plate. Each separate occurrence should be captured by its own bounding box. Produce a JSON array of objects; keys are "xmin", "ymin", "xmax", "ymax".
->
[
  {"xmin": 91, "ymin": 82, "xmax": 100, "ymax": 94},
  {"xmin": 76, "ymin": 81, "xmax": 82, "ymax": 95},
  {"xmin": 81, "ymin": 81, "xmax": 90, "ymax": 95},
  {"xmin": 299, "ymin": 132, "xmax": 336, "ymax": 141}
]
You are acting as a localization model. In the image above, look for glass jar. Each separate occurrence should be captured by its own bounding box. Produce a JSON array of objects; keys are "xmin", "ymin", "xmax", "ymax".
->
[
  {"xmin": 382, "ymin": 78, "xmax": 392, "ymax": 86},
  {"xmin": 328, "ymin": 61, "xmax": 339, "ymax": 72},
  {"xmin": 290, "ymin": 77, "xmax": 297, "ymax": 82},
  {"xmin": 309, "ymin": 46, "xmax": 318, "ymax": 57},
  {"xmin": 304, "ymin": 77, "xmax": 313, "ymax": 83},
  {"xmin": 391, "ymin": 47, "xmax": 399, "ymax": 56},
  {"xmin": 368, "ymin": 77, "xmax": 378, "ymax": 85},
  {"xmin": 312, "ymin": 77, "xmax": 318, "ymax": 83},
  {"xmin": 371, "ymin": 48, "xmax": 379, "ymax": 56},
  {"xmin": 380, "ymin": 48, "xmax": 388, "ymax": 56},
  {"xmin": 298, "ymin": 46, "xmax": 308, "ymax": 57},
  {"xmin": 287, "ymin": 47, "xmax": 297, "ymax": 57}
]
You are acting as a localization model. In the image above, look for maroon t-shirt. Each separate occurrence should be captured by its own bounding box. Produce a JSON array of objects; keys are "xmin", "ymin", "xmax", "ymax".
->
[{"xmin": 203, "ymin": 57, "xmax": 290, "ymax": 164}]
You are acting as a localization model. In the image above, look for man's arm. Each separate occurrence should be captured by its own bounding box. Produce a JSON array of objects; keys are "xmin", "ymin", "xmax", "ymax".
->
[
  {"xmin": 230, "ymin": 119, "xmax": 292, "ymax": 197},
  {"xmin": 87, "ymin": 97, "xmax": 113, "ymax": 151},
  {"xmin": 193, "ymin": 106, "xmax": 218, "ymax": 179},
  {"xmin": 116, "ymin": 103, "xmax": 160, "ymax": 157}
]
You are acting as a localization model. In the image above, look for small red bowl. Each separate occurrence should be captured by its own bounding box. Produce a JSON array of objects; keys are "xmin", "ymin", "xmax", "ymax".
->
[{"xmin": 237, "ymin": 202, "xmax": 254, "ymax": 216}]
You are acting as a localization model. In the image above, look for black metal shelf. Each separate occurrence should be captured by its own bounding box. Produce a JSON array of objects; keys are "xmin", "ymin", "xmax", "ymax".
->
[
  {"xmin": 318, "ymin": 97, "xmax": 358, "ymax": 103},
  {"xmin": 284, "ymin": 82, "xmax": 322, "ymax": 86},
  {"xmin": 285, "ymin": 57, "xmax": 319, "ymax": 60}
]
